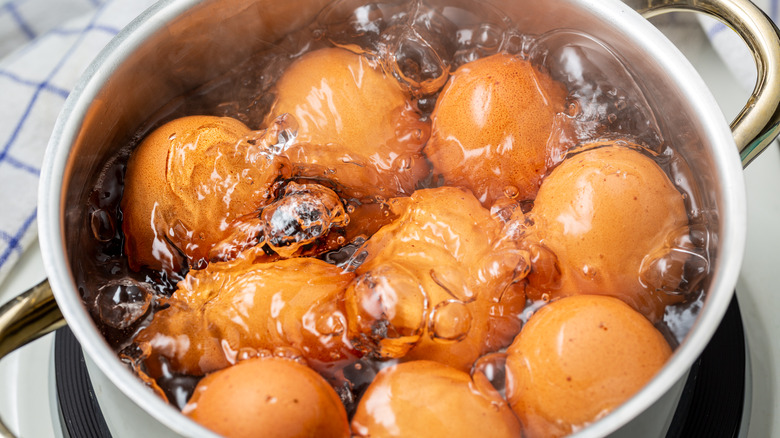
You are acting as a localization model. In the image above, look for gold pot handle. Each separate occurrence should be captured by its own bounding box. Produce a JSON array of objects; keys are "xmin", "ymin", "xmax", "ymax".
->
[
  {"xmin": 634, "ymin": 0, "xmax": 780, "ymax": 167},
  {"xmin": 0, "ymin": 279, "xmax": 65, "ymax": 437}
]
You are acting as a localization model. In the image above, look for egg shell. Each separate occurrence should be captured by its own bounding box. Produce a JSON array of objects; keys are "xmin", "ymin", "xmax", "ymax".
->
[
  {"xmin": 527, "ymin": 142, "xmax": 689, "ymax": 321},
  {"xmin": 122, "ymin": 115, "xmax": 290, "ymax": 272},
  {"xmin": 266, "ymin": 47, "xmax": 430, "ymax": 199},
  {"xmin": 184, "ymin": 357, "xmax": 350, "ymax": 438},
  {"xmin": 505, "ymin": 294, "xmax": 672, "ymax": 437},
  {"xmin": 345, "ymin": 187, "xmax": 526, "ymax": 371},
  {"xmin": 135, "ymin": 257, "xmax": 357, "ymax": 378},
  {"xmin": 425, "ymin": 53, "xmax": 568, "ymax": 206},
  {"xmin": 351, "ymin": 360, "xmax": 522, "ymax": 438}
]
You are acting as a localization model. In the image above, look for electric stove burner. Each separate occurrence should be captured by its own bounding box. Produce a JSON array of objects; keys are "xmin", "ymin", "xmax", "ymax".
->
[
  {"xmin": 665, "ymin": 296, "xmax": 746, "ymax": 437},
  {"xmin": 53, "ymin": 296, "xmax": 746, "ymax": 437},
  {"xmin": 54, "ymin": 327, "xmax": 112, "ymax": 438}
]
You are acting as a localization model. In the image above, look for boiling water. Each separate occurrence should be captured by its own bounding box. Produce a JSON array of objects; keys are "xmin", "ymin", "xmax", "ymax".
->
[{"xmin": 80, "ymin": 0, "xmax": 711, "ymax": 415}]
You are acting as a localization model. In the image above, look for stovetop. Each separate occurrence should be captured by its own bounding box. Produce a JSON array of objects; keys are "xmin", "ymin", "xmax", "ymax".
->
[{"xmin": 1, "ymin": 12, "xmax": 779, "ymax": 438}]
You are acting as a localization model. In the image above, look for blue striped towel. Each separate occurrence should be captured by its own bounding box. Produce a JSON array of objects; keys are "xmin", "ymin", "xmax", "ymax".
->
[{"xmin": 0, "ymin": 0, "xmax": 156, "ymax": 285}]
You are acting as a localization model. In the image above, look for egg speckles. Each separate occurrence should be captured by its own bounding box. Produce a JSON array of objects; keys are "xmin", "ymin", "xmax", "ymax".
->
[
  {"xmin": 505, "ymin": 295, "xmax": 672, "ymax": 438},
  {"xmin": 425, "ymin": 53, "xmax": 568, "ymax": 206},
  {"xmin": 121, "ymin": 115, "xmax": 291, "ymax": 272},
  {"xmin": 265, "ymin": 47, "xmax": 430, "ymax": 199},
  {"xmin": 352, "ymin": 360, "xmax": 522, "ymax": 438},
  {"xmin": 526, "ymin": 142, "xmax": 690, "ymax": 321}
]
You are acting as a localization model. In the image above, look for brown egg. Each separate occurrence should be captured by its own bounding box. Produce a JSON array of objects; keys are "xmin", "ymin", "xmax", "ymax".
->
[
  {"xmin": 265, "ymin": 47, "xmax": 430, "ymax": 199},
  {"xmin": 505, "ymin": 295, "xmax": 672, "ymax": 438},
  {"xmin": 134, "ymin": 257, "xmax": 358, "ymax": 378},
  {"xmin": 184, "ymin": 357, "xmax": 350, "ymax": 438},
  {"xmin": 345, "ymin": 186, "xmax": 527, "ymax": 371},
  {"xmin": 352, "ymin": 360, "xmax": 522, "ymax": 438},
  {"xmin": 526, "ymin": 142, "xmax": 690, "ymax": 321},
  {"xmin": 425, "ymin": 53, "xmax": 568, "ymax": 207},
  {"xmin": 121, "ymin": 115, "xmax": 290, "ymax": 272}
]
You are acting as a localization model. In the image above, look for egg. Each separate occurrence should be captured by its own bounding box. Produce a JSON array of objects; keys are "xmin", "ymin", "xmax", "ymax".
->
[
  {"xmin": 265, "ymin": 47, "xmax": 430, "ymax": 199},
  {"xmin": 344, "ymin": 186, "xmax": 527, "ymax": 371},
  {"xmin": 424, "ymin": 53, "xmax": 568, "ymax": 207},
  {"xmin": 184, "ymin": 357, "xmax": 350, "ymax": 438},
  {"xmin": 526, "ymin": 141, "xmax": 690, "ymax": 321},
  {"xmin": 134, "ymin": 257, "xmax": 357, "ymax": 378},
  {"xmin": 121, "ymin": 115, "xmax": 291, "ymax": 272},
  {"xmin": 351, "ymin": 360, "xmax": 522, "ymax": 438},
  {"xmin": 505, "ymin": 294, "xmax": 672, "ymax": 438}
]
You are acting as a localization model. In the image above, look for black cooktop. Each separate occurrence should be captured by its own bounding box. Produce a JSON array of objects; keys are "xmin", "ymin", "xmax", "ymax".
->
[{"xmin": 53, "ymin": 296, "xmax": 746, "ymax": 438}]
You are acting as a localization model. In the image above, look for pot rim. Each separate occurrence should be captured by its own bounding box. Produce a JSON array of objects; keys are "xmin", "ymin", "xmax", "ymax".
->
[
  {"xmin": 37, "ymin": 0, "xmax": 747, "ymax": 436},
  {"xmin": 39, "ymin": 0, "xmax": 221, "ymax": 436}
]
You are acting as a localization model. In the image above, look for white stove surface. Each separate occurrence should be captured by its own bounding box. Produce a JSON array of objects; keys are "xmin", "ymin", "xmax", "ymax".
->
[{"xmin": 1, "ymin": 14, "xmax": 779, "ymax": 438}]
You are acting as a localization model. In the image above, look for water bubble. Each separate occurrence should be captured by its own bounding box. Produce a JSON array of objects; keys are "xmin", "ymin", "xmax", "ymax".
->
[
  {"xmin": 428, "ymin": 300, "xmax": 472, "ymax": 343},
  {"xmin": 500, "ymin": 31, "xmax": 522, "ymax": 53},
  {"xmin": 475, "ymin": 248, "xmax": 525, "ymax": 297},
  {"xmin": 339, "ymin": 359, "xmax": 379, "ymax": 416},
  {"xmin": 500, "ymin": 209, "xmax": 531, "ymax": 240},
  {"xmin": 537, "ymin": 30, "xmax": 664, "ymax": 150},
  {"xmin": 503, "ymin": 185, "xmax": 520, "ymax": 199},
  {"xmin": 315, "ymin": 311, "xmax": 347, "ymax": 336},
  {"xmin": 319, "ymin": 0, "xmax": 391, "ymax": 52},
  {"xmin": 384, "ymin": 25, "xmax": 451, "ymax": 95},
  {"xmin": 125, "ymin": 351, "xmax": 168, "ymax": 402},
  {"xmin": 90, "ymin": 209, "xmax": 116, "ymax": 243},
  {"xmin": 119, "ymin": 343, "xmax": 150, "ymax": 370},
  {"xmin": 472, "ymin": 352, "xmax": 508, "ymax": 394},
  {"xmin": 240, "ymin": 114, "xmax": 299, "ymax": 158},
  {"xmin": 237, "ymin": 348, "xmax": 256, "ymax": 361},
  {"xmin": 262, "ymin": 182, "xmax": 348, "ymax": 257},
  {"xmin": 429, "ymin": 266, "xmax": 474, "ymax": 302},
  {"xmin": 95, "ymin": 278, "xmax": 153, "ymax": 330},
  {"xmin": 416, "ymin": 96, "xmax": 438, "ymax": 114},
  {"xmin": 155, "ymin": 370, "xmax": 202, "ymax": 410},
  {"xmin": 342, "ymin": 247, "xmax": 370, "ymax": 272},
  {"xmin": 208, "ymin": 215, "xmax": 265, "ymax": 262},
  {"xmin": 322, "ymin": 236, "xmax": 367, "ymax": 268},
  {"xmin": 237, "ymin": 347, "xmax": 272, "ymax": 362},
  {"xmin": 345, "ymin": 263, "xmax": 428, "ymax": 358},
  {"xmin": 686, "ymin": 222, "xmax": 710, "ymax": 249},
  {"xmin": 525, "ymin": 243, "xmax": 561, "ymax": 300},
  {"xmin": 490, "ymin": 198, "xmax": 520, "ymax": 223},
  {"xmin": 513, "ymin": 250, "xmax": 532, "ymax": 281},
  {"xmin": 639, "ymin": 226, "xmax": 709, "ymax": 296},
  {"xmin": 566, "ymin": 99, "xmax": 581, "ymax": 117},
  {"xmin": 474, "ymin": 23, "xmax": 503, "ymax": 51},
  {"xmin": 273, "ymin": 346, "xmax": 307, "ymax": 365}
]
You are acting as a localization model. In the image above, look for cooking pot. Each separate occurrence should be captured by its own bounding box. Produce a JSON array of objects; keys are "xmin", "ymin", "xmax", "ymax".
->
[{"xmin": 1, "ymin": 0, "xmax": 779, "ymax": 436}]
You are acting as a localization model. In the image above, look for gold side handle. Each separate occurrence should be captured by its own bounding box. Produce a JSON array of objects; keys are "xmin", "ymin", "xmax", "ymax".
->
[
  {"xmin": 636, "ymin": 0, "xmax": 780, "ymax": 167},
  {"xmin": 0, "ymin": 279, "xmax": 66, "ymax": 438}
]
